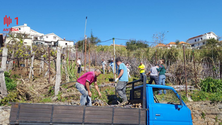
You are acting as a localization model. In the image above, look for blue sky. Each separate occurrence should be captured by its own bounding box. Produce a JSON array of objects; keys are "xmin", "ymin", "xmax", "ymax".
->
[{"xmin": 1, "ymin": 0, "xmax": 222, "ymax": 46}]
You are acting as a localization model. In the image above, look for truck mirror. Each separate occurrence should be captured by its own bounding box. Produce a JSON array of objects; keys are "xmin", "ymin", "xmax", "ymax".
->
[{"xmin": 177, "ymin": 94, "xmax": 183, "ymax": 111}]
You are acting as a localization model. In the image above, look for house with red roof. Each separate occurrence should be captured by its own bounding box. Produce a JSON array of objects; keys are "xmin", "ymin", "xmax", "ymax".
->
[
  {"xmin": 186, "ymin": 32, "xmax": 218, "ymax": 48},
  {"xmin": 155, "ymin": 43, "xmax": 166, "ymax": 48},
  {"xmin": 166, "ymin": 42, "xmax": 177, "ymax": 48}
]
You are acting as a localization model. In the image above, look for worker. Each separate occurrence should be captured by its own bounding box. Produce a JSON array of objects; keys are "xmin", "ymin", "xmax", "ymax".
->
[
  {"xmin": 147, "ymin": 64, "xmax": 159, "ymax": 84},
  {"xmin": 138, "ymin": 62, "xmax": 145, "ymax": 80},
  {"xmin": 76, "ymin": 69, "xmax": 102, "ymax": 106},
  {"xmin": 115, "ymin": 57, "xmax": 128, "ymax": 104},
  {"xmin": 109, "ymin": 59, "xmax": 114, "ymax": 73},
  {"xmin": 157, "ymin": 59, "xmax": 166, "ymax": 95},
  {"xmin": 77, "ymin": 58, "xmax": 81, "ymax": 74},
  {"xmin": 101, "ymin": 58, "xmax": 107, "ymax": 74},
  {"xmin": 126, "ymin": 63, "xmax": 131, "ymax": 78}
]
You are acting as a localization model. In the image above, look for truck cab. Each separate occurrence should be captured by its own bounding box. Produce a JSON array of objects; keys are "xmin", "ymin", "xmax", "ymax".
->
[{"xmin": 130, "ymin": 84, "xmax": 193, "ymax": 125}]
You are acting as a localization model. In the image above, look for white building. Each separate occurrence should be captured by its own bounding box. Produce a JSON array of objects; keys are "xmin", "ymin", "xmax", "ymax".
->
[
  {"xmin": 56, "ymin": 40, "xmax": 74, "ymax": 48},
  {"xmin": 166, "ymin": 42, "xmax": 177, "ymax": 49},
  {"xmin": 186, "ymin": 32, "xmax": 218, "ymax": 48},
  {"xmin": 40, "ymin": 33, "xmax": 63, "ymax": 42},
  {"xmin": 5, "ymin": 23, "xmax": 73, "ymax": 48},
  {"xmin": 11, "ymin": 23, "xmax": 44, "ymax": 40}
]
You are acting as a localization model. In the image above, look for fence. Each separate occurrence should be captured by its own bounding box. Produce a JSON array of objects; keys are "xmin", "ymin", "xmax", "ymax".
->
[{"xmin": 0, "ymin": 44, "xmax": 78, "ymax": 96}]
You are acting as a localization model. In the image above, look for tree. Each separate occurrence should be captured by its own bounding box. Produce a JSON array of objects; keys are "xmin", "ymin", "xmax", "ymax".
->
[
  {"xmin": 152, "ymin": 32, "xmax": 168, "ymax": 44},
  {"xmin": 206, "ymin": 38, "xmax": 219, "ymax": 46},
  {"xmin": 126, "ymin": 40, "xmax": 148, "ymax": 51},
  {"xmin": 175, "ymin": 40, "xmax": 180, "ymax": 45},
  {"xmin": 76, "ymin": 32, "xmax": 101, "ymax": 51}
]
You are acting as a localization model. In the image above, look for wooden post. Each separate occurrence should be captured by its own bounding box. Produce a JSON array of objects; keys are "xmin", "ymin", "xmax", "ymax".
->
[
  {"xmin": 0, "ymin": 69, "xmax": 7, "ymax": 97},
  {"xmin": 76, "ymin": 45, "xmax": 78, "ymax": 78},
  {"xmin": 48, "ymin": 46, "xmax": 51, "ymax": 84},
  {"xmin": 84, "ymin": 36, "xmax": 87, "ymax": 72},
  {"xmin": 8, "ymin": 50, "xmax": 14, "ymax": 71},
  {"xmin": 29, "ymin": 53, "xmax": 35, "ymax": 79},
  {"xmin": 55, "ymin": 47, "xmax": 61, "ymax": 96},
  {"xmin": 193, "ymin": 50, "xmax": 198, "ymax": 86},
  {"xmin": 1, "ymin": 48, "xmax": 8, "ymax": 70},
  {"xmin": 39, "ymin": 55, "xmax": 43, "ymax": 74},
  {"xmin": 183, "ymin": 45, "xmax": 188, "ymax": 97},
  {"xmin": 88, "ymin": 39, "xmax": 90, "ymax": 71},
  {"xmin": 41, "ymin": 55, "xmax": 44, "ymax": 72},
  {"xmin": 113, "ymin": 38, "xmax": 116, "ymax": 80}
]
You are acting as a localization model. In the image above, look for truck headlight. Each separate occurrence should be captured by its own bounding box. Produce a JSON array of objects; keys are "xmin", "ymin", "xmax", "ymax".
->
[{"xmin": 191, "ymin": 113, "xmax": 194, "ymax": 120}]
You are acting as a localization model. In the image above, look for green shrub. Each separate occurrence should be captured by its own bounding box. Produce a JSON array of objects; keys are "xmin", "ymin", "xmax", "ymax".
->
[
  {"xmin": 191, "ymin": 90, "xmax": 209, "ymax": 101},
  {"xmin": 4, "ymin": 72, "xmax": 17, "ymax": 91},
  {"xmin": 40, "ymin": 97, "xmax": 52, "ymax": 103},
  {"xmin": 0, "ymin": 91, "xmax": 18, "ymax": 106},
  {"xmin": 200, "ymin": 77, "xmax": 222, "ymax": 93},
  {"xmin": 209, "ymin": 92, "xmax": 222, "ymax": 102}
]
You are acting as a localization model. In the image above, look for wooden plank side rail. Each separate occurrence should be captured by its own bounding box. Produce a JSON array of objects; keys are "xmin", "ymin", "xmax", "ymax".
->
[{"xmin": 9, "ymin": 103, "xmax": 147, "ymax": 125}]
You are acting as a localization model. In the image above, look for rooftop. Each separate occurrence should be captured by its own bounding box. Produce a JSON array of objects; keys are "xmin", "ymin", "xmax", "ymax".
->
[
  {"xmin": 155, "ymin": 43, "xmax": 166, "ymax": 47},
  {"xmin": 179, "ymin": 41, "xmax": 190, "ymax": 45},
  {"xmin": 187, "ymin": 32, "xmax": 217, "ymax": 41}
]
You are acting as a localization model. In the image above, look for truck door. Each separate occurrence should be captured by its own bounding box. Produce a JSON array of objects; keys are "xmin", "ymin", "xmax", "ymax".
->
[{"xmin": 149, "ymin": 87, "xmax": 192, "ymax": 125}]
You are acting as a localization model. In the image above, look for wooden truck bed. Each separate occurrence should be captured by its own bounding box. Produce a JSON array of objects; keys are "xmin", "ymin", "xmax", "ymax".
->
[{"xmin": 9, "ymin": 103, "xmax": 146, "ymax": 125}]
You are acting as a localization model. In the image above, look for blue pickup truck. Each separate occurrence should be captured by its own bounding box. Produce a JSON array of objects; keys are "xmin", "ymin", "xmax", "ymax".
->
[{"xmin": 9, "ymin": 75, "xmax": 193, "ymax": 125}]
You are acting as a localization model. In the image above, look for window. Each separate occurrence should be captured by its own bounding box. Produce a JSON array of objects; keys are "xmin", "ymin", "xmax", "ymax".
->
[
  {"xmin": 53, "ymin": 36, "xmax": 56, "ymax": 39},
  {"xmin": 191, "ymin": 45, "xmax": 194, "ymax": 47},
  {"xmin": 201, "ymin": 38, "xmax": 202, "ymax": 40},
  {"xmin": 203, "ymin": 42, "xmax": 205, "ymax": 44},
  {"xmin": 19, "ymin": 28, "xmax": 21, "ymax": 30},
  {"xmin": 153, "ymin": 88, "xmax": 180, "ymax": 105},
  {"xmin": 65, "ymin": 43, "xmax": 67, "ymax": 45},
  {"xmin": 46, "ymin": 36, "xmax": 48, "ymax": 38},
  {"xmin": 198, "ymin": 39, "xmax": 199, "ymax": 41},
  {"xmin": 195, "ymin": 39, "xmax": 196, "ymax": 42},
  {"xmin": 24, "ymin": 42, "xmax": 27, "ymax": 44}
]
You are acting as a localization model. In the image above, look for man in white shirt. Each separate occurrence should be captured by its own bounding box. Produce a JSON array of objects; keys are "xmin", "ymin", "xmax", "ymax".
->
[
  {"xmin": 102, "ymin": 59, "xmax": 106, "ymax": 74},
  {"xmin": 77, "ymin": 58, "xmax": 81, "ymax": 73},
  {"xmin": 148, "ymin": 64, "xmax": 159, "ymax": 84}
]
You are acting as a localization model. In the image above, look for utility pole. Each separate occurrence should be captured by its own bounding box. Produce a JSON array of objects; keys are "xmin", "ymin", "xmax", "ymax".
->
[
  {"xmin": 113, "ymin": 38, "xmax": 116, "ymax": 81},
  {"xmin": 84, "ymin": 36, "xmax": 87, "ymax": 73},
  {"xmin": 75, "ymin": 42, "xmax": 78, "ymax": 78},
  {"xmin": 88, "ymin": 39, "xmax": 90, "ymax": 71},
  {"xmin": 84, "ymin": 16, "xmax": 87, "ymax": 73},
  {"xmin": 48, "ymin": 46, "xmax": 51, "ymax": 84},
  {"xmin": 193, "ymin": 50, "xmax": 198, "ymax": 86},
  {"xmin": 183, "ymin": 45, "xmax": 188, "ymax": 97}
]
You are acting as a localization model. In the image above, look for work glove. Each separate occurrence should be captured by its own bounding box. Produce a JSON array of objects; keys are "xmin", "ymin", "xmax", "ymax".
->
[{"xmin": 115, "ymin": 78, "xmax": 119, "ymax": 82}]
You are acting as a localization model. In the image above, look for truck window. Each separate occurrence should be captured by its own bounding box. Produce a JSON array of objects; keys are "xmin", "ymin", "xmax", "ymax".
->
[
  {"xmin": 153, "ymin": 88, "xmax": 180, "ymax": 105},
  {"xmin": 134, "ymin": 89, "xmax": 141, "ymax": 99}
]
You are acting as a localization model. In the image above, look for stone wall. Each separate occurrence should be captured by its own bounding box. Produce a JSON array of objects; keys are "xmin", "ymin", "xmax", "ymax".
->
[
  {"xmin": 0, "ymin": 102, "xmax": 222, "ymax": 124},
  {"xmin": 187, "ymin": 101, "xmax": 222, "ymax": 125},
  {"xmin": 0, "ymin": 106, "xmax": 10, "ymax": 125}
]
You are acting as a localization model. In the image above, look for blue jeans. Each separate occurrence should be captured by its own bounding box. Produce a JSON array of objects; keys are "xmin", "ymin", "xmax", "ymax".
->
[
  {"xmin": 158, "ymin": 75, "xmax": 166, "ymax": 94},
  {"xmin": 140, "ymin": 72, "xmax": 145, "ymax": 80},
  {"xmin": 76, "ymin": 82, "xmax": 92, "ymax": 106}
]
